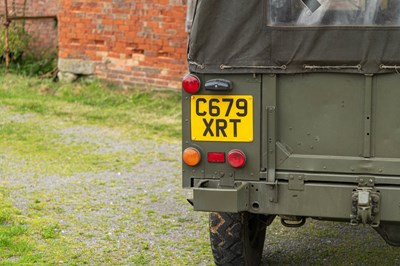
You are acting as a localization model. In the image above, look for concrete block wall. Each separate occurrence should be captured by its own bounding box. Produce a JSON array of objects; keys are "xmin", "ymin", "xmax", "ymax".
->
[{"xmin": 58, "ymin": 0, "xmax": 188, "ymax": 89}]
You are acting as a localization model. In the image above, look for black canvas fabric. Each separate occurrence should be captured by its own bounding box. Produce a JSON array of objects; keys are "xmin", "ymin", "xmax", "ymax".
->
[{"xmin": 188, "ymin": 0, "xmax": 400, "ymax": 74}]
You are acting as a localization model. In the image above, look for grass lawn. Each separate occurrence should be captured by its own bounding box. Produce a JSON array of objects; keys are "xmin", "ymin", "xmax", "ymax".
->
[{"xmin": 0, "ymin": 74, "xmax": 213, "ymax": 265}]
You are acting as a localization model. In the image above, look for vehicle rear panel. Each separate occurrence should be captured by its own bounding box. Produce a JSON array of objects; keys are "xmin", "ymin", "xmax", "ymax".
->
[
  {"xmin": 182, "ymin": 74, "xmax": 262, "ymax": 187},
  {"xmin": 183, "ymin": 72, "xmax": 400, "ymax": 223}
]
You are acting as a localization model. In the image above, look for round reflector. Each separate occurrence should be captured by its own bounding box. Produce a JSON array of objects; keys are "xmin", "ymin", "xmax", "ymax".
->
[
  {"xmin": 183, "ymin": 147, "xmax": 201, "ymax": 166},
  {"xmin": 227, "ymin": 149, "xmax": 246, "ymax": 168},
  {"xmin": 182, "ymin": 74, "xmax": 200, "ymax": 94}
]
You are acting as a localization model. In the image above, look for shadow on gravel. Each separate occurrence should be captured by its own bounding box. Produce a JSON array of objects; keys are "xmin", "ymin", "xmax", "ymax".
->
[{"xmin": 262, "ymin": 219, "xmax": 400, "ymax": 265}]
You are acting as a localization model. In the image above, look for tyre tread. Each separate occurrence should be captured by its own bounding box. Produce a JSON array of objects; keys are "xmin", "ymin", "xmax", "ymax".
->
[{"xmin": 209, "ymin": 212, "xmax": 253, "ymax": 265}]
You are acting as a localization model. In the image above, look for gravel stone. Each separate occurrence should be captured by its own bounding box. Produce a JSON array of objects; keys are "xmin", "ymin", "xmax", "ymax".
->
[{"xmin": 2, "ymin": 118, "xmax": 400, "ymax": 264}]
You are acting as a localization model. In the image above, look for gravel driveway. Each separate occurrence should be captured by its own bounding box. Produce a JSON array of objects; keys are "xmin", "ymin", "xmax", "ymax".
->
[{"xmin": 2, "ymin": 122, "xmax": 400, "ymax": 264}]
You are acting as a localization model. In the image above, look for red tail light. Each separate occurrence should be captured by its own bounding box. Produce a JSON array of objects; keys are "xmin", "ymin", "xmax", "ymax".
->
[
  {"xmin": 208, "ymin": 152, "xmax": 225, "ymax": 163},
  {"xmin": 227, "ymin": 149, "xmax": 246, "ymax": 168},
  {"xmin": 182, "ymin": 74, "xmax": 200, "ymax": 94}
]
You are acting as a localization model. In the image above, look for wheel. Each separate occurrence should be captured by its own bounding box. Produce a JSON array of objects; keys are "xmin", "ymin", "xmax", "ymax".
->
[{"xmin": 209, "ymin": 212, "xmax": 272, "ymax": 266}]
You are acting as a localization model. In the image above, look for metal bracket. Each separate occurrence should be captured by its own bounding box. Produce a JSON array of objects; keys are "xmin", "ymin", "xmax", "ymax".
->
[
  {"xmin": 267, "ymin": 106, "xmax": 276, "ymax": 183},
  {"xmin": 260, "ymin": 171, "xmax": 267, "ymax": 180},
  {"xmin": 261, "ymin": 170, "xmax": 278, "ymax": 203},
  {"xmin": 356, "ymin": 176, "xmax": 375, "ymax": 187},
  {"xmin": 350, "ymin": 187, "xmax": 380, "ymax": 227},
  {"xmin": 266, "ymin": 180, "xmax": 278, "ymax": 203},
  {"xmin": 196, "ymin": 179, "xmax": 209, "ymax": 188},
  {"xmin": 288, "ymin": 174, "xmax": 305, "ymax": 191},
  {"xmin": 219, "ymin": 172, "xmax": 235, "ymax": 187}
]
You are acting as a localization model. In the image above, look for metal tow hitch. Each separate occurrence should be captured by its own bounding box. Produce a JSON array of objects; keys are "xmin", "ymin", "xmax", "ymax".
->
[{"xmin": 350, "ymin": 186, "xmax": 380, "ymax": 227}]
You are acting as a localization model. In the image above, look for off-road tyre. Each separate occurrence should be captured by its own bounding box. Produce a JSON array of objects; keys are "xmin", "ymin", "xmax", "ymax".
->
[{"xmin": 209, "ymin": 212, "xmax": 269, "ymax": 266}]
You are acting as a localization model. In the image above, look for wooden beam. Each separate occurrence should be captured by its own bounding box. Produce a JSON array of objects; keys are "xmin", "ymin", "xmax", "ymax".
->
[{"xmin": 8, "ymin": 15, "xmax": 57, "ymax": 21}]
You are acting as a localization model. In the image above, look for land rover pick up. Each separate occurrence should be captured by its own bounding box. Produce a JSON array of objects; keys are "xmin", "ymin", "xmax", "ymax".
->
[{"xmin": 182, "ymin": 0, "xmax": 400, "ymax": 264}]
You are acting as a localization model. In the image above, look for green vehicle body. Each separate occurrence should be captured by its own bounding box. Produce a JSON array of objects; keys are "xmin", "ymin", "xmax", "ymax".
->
[{"xmin": 182, "ymin": 0, "xmax": 400, "ymax": 254}]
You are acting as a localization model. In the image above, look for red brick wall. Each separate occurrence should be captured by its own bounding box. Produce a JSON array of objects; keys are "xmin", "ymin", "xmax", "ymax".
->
[
  {"xmin": 58, "ymin": 0, "xmax": 188, "ymax": 89},
  {"xmin": 0, "ymin": 0, "xmax": 59, "ymax": 55}
]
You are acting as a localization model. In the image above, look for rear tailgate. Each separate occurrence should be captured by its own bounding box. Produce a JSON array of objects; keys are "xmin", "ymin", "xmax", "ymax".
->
[{"xmin": 275, "ymin": 73, "xmax": 400, "ymax": 177}]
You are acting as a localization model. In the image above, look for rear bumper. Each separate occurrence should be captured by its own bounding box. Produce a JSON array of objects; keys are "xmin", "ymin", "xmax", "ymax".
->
[
  {"xmin": 192, "ymin": 179, "xmax": 400, "ymax": 223},
  {"xmin": 193, "ymin": 182, "xmax": 250, "ymax": 213}
]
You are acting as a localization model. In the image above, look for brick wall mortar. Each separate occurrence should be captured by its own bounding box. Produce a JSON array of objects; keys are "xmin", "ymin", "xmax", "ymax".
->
[
  {"xmin": 2, "ymin": 0, "xmax": 188, "ymax": 89},
  {"xmin": 58, "ymin": 0, "xmax": 188, "ymax": 89},
  {"xmin": 0, "ymin": 0, "xmax": 59, "ymax": 55}
]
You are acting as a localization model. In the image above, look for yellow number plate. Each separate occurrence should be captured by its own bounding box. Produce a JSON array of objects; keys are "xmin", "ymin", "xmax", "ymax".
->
[{"xmin": 191, "ymin": 95, "xmax": 253, "ymax": 142}]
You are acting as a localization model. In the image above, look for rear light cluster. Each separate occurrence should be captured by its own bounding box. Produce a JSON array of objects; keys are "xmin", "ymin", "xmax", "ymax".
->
[
  {"xmin": 227, "ymin": 149, "xmax": 246, "ymax": 168},
  {"xmin": 182, "ymin": 74, "xmax": 200, "ymax": 94},
  {"xmin": 183, "ymin": 147, "xmax": 201, "ymax": 166},
  {"xmin": 183, "ymin": 148, "xmax": 246, "ymax": 168},
  {"xmin": 208, "ymin": 152, "xmax": 225, "ymax": 163},
  {"xmin": 182, "ymin": 74, "xmax": 247, "ymax": 169}
]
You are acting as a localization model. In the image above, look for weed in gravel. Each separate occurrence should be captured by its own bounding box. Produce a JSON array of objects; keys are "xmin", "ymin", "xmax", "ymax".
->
[
  {"xmin": 0, "ymin": 189, "xmax": 74, "ymax": 264},
  {"xmin": 130, "ymin": 253, "xmax": 151, "ymax": 264},
  {"xmin": 0, "ymin": 120, "xmax": 144, "ymax": 175},
  {"xmin": 40, "ymin": 224, "xmax": 60, "ymax": 239},
  {"xmin": 0, "ymin": 74, "xmax": 215, "ymax": 265}
]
